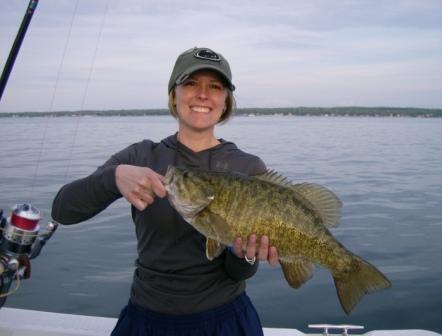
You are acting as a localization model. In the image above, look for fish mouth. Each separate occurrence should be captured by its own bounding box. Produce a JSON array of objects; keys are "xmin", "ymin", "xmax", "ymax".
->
[
  {"xmin": 163, "ymin": 165, "xmax": 176, "ymax": 187},
  {"xmin": 164, "ymin": 165, "xmax": 180, "ymax": 207},
  {"xmin": 163, "ymin": 168, "xmax": 177, "ymax": 209}
]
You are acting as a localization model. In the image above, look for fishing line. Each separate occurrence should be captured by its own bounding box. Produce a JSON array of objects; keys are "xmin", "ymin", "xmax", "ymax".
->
[
  {"xmin": 47, "ymin": 0, "xmax": 80, "ymax": 114},
  {"xmin": 28, "ymin": 0, "xmax": 81, "ymax": 203},
  {"xmin": 28, "ymin": 0, "xmax": 111, "ymax": 202},
  {"xmin": 62, "ymin": 0, "xmax": 111, "ymax": 184}
]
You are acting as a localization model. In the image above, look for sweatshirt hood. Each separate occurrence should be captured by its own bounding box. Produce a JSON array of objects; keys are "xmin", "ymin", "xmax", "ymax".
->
[{"xmin": 161, "ymin": 133, "xmax": 238, "ymax": 171}]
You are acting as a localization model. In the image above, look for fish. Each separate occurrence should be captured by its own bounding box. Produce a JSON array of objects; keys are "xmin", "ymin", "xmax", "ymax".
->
[{"xmin": 163, "ymin": 165, "xmax": 391, "ymax": 314}]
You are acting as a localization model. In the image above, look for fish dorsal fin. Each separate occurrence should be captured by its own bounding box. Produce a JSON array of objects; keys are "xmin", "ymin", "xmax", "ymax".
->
[
  {"xmin": 253, "ymin": 170, "xmax": 292, "ymax": 187},
  {"xmin": 254, "ymin": 170, "xmax": 342, "ymax": 228},
  {"xmin": 291, "ymin": 183, "xmax": 342, "ymax": 228}
]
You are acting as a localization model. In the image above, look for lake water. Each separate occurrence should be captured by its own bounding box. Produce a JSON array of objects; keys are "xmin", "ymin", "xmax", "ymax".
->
[{"xmin": 0, "ymin": 115, "xmax": 441, "ymax": 333}]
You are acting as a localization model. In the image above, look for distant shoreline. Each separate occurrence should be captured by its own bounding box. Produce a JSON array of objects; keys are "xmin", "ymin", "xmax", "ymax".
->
[{"xmin": 1, "ymin": 107, "xmax": 441, "ymax": 118}]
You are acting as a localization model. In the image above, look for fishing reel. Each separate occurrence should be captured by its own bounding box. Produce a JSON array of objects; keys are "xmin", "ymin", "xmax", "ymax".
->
[{"xmin": 0, "ymin": 203, "xmax": 58, "ymax": 308}]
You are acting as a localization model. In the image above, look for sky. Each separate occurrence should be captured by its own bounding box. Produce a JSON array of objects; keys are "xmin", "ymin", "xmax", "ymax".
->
[{"xmin": 0, "ymin": 0, "xmax": 441, "ymax": 113}]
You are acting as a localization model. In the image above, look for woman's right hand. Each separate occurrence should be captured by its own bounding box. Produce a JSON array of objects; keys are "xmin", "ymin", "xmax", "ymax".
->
[{"xmin": 115, "ymin": 165, "xmax": 167, "ymax": 211}]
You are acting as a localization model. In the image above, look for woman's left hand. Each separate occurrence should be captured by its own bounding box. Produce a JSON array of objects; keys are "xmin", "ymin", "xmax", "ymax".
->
[{"xmin": 232, "ymin": 234, "xmax": 279, "ymax": 266}]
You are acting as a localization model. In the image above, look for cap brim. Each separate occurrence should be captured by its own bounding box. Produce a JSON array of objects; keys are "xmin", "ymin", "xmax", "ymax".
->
[{"xmin": 175, "ymin": 64, "xmax": 235, "ymax": 91}]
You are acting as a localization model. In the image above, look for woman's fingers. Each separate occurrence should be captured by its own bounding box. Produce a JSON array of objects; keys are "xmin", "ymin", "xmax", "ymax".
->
[
  {"xmin": 232, "ymin": 234, "xmax": 279, "ymax": 266},
  {"xmin": 232, "ymin": 237, "xmax": 244, "ymax": 258},
  {"xmin": 245, "ymin": 234, "xmax": 257, "ymax": 261},
  {"xmin": 116, "ymin": 165, "xmax": 166, "ymax": 210},
  {"xmin": 133, "ymin": 199, "xmax": 148, "ymax": 212},
  {"xmin": 150, "ymin": 173, "xmax": 167, "ymax": 198},
  {"xmin": 257, "ymin": 235, "xmax": 269, "ymax": 261},
  {"xmin": 267, "ymin": 246, "xmax": 279, "ymax": 266}
]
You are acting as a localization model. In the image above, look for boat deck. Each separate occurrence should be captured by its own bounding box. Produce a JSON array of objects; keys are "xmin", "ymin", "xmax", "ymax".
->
[{"xmin": 0, "ymin": 308, "xmax": 440, "ymax": 336}]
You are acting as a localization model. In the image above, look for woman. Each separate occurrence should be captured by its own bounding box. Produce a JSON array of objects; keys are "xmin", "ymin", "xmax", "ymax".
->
[{"xmin": 52, "ymin": 47, "xmax": 279, "ymax": 336}]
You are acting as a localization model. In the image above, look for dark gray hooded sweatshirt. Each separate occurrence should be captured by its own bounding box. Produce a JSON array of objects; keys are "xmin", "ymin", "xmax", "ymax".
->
[{"xmin": 52, "ymin": 133, "xmax": 266, "ymax": 314}]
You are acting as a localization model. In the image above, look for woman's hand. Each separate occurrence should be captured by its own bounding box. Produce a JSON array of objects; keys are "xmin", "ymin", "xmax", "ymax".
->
[
  {"xmin": 115, "ymin": 165, "xmax": 166, "ymax": 211},
  {"xmin": 232, "ymin": 234, "xmax": 279, "ymax": 266}
]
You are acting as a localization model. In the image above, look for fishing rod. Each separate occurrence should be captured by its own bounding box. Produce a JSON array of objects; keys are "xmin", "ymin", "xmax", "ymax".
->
[
  {"xmin": 0, "ymin": 0, "xmax": 58, "ymax": 308},
  {"xmin": 0, "ymin": 0, "xmax": 39, "ymax": 100}
]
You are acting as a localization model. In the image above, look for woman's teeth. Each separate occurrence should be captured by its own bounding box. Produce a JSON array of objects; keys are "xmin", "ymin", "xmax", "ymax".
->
[{"xmin": 191, "ymin": 106, "xmax": 210, "ymax": 113}]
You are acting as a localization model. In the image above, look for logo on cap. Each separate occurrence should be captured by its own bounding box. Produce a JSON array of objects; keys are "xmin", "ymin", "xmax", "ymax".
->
[{"xmin": 194, "ymin": 49, "xmax": 221, "ymax": 62}]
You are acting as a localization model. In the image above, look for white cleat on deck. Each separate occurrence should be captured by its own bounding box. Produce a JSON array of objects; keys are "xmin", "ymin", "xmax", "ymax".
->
[{"xmin": 309, "ymin": 324, "xmax": 364, "ymax": 335}]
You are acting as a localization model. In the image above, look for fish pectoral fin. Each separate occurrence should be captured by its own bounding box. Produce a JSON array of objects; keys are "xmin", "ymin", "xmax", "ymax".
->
[
  {"xmin": 280, "ymin": 258, "xmax": 315, "ymax": 289},
  {"xmin": 206, "ymin": 238, "xmax": 225, "ymax": 260},
  {"xmin": 191, "ymin": 210, "xmax": 229, "ymax": 261}
]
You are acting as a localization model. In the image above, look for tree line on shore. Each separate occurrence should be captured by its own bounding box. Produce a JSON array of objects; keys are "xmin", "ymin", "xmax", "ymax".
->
[{"xmin": 1, "ymin": 107, "xmax": 441, "ymax": 118}]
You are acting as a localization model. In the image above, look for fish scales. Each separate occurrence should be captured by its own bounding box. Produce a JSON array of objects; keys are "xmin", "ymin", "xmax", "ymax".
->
[
  {"xmin": 209, "ymin": 174, "xmax": 298, "ymax": 248},
  {"xmin": 233, "ymin": 178, "xmax": 332, "ymax": 262},
  {"xmin": 164, "ymin": 165, "xmax": 391, "ymax": 314},
  {"xmin": 169, "ymin": 168, "xmax": 351, "ymax": 269}
]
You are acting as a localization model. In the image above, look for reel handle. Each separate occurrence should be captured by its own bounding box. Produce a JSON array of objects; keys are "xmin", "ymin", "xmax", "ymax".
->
[{"xmin": 29, "ymin": 221, "xmax": 58, "ymax": 259}]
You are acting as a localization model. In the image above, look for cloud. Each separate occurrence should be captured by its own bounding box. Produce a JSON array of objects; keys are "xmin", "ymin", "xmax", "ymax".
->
[{"xmin": 1, "ymin": 0, "xmax": 441, "ymax": 112}]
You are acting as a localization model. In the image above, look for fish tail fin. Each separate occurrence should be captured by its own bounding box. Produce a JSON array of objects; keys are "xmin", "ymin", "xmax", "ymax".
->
[{"xmin": 334, "ymin": 257, "xmax": 391, "ymax": 314}]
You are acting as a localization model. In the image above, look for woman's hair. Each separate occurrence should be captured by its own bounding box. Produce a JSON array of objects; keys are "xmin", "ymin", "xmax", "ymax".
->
[{"xmin": 168, "ymin": 88, "xmax": 236, "ymax": 124}]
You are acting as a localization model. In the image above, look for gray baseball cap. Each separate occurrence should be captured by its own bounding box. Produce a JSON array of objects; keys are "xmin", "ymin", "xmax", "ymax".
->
[{"xmin": 168, "ymin": 47, "xmax": 235, "ymax": 93}]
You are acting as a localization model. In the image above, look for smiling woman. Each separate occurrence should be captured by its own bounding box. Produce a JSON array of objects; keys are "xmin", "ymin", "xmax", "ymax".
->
[
  {"xmin": 173, "ymin": 70, "xmax": 228, "ymax": 147},
  {"xmin": 167, "ymin": 48, "xmax": 236, "ymax": 123},
  {"xmin": 51, "ymin": 46, "xmax": 279, "ymax": 336},
  {"xmin": 167, "ymin": 48, "xmax": 237, "ymax": 151}
]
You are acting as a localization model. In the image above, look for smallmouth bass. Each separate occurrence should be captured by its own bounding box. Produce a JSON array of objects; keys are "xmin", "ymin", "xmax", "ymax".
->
[{"xmin": 164, "ymin": 165, "xmax": 391, "ymax": 314}]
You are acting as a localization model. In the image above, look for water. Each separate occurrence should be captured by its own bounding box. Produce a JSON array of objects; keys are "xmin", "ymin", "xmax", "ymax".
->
[{"xmin": 0, "ymin": 115, "xmax": 441, "ymax": 333}]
